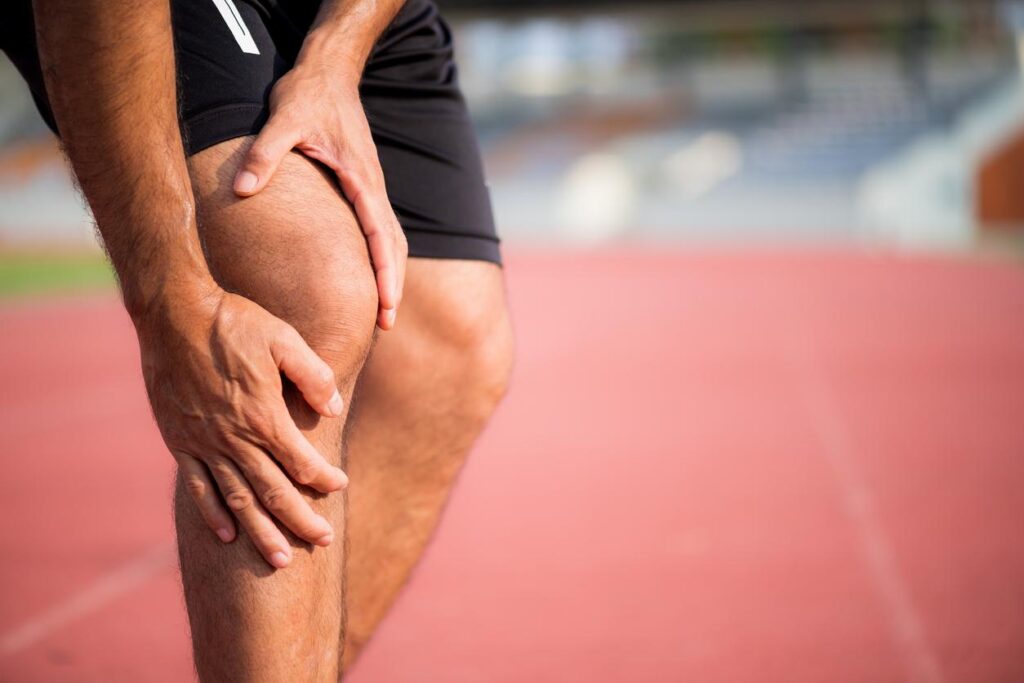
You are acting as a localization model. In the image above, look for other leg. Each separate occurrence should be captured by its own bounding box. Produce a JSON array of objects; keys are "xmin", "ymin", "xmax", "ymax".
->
[{"xmin": 342, "ymin": 257, "xmax": 514, "ymax": 668}]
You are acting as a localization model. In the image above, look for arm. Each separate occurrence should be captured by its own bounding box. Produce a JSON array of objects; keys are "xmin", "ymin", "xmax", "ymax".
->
[
  {"xmin": 33, "ymin": 0, "xmax": 345, "ymax": 568},
  {"xmin": 304, "ymin": 0, "xmax": 408, "ymax": 74},
  {"xmin": 232, "ymin": 0, "xmax": 409, "ymax": 330}
]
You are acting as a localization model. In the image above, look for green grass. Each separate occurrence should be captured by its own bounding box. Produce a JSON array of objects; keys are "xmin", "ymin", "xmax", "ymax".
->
[{"xmin": 0, "ymin": 252, "xmax": 115, "ymax": 299}]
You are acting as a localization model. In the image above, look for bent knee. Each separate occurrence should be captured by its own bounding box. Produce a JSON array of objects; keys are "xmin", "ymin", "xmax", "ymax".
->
[
  {"xmin": 461, "ymin": 314, "xmax": 515, "ymax": 414},
  {"xmin": 189, "ymin": 138, "xmax": 379, "ymax": 381},
  {"xmin": 427, "ymin": 283, "xmax": 515, "ymax": 420},
  {"xmin": 288, "ymin": 260, "xmax": 379, "ymax": 383}
]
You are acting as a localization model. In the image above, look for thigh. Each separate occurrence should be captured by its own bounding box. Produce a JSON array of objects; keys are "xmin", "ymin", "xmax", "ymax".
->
[
  {"xmin": 187, "ymin": 137, "xmax": 378, "ymax": 372},
  {"xmin": 172, "ymin": 0, "xmax": 501, "ymax": 265}
]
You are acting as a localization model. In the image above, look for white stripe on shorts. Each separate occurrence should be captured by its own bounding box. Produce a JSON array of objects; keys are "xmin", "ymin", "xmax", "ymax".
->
[{"xmin": 210, "ymin": 0, "xmax": 261, "ymax": 55}]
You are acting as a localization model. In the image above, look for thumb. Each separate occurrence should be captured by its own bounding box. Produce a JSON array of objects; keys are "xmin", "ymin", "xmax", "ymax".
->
[{"xmin": 233, "ymin": 116, "xmax": 298, "ymax": 196}]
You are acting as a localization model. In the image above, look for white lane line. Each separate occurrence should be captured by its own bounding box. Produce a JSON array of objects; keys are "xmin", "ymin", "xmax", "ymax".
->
[
  {"xmin": 0, "ymin": 543, "xmax": 176, "ymax": 657},
  {"xmin": 782, "ymin": 324, "xmax": 945, "ymax": 683}
]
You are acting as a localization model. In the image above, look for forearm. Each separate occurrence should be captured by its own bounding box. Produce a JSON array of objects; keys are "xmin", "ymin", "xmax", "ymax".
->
[
  {"xmin": 299, "ymin": 0, "xmax": 407, "ymax": 80},
  {"xmin": 34, "ymin": 0, "xmax": 216, "ymax": 320}
]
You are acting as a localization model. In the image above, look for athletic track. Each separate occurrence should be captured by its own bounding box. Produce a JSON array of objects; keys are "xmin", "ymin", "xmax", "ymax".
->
[{"xmin": 1, "ymin": 248, "xmax": 1022, "ymax": 682}]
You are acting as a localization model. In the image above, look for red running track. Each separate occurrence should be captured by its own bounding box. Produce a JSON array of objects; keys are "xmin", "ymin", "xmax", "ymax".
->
[{"xmin": 1, "ymin": 249, "xmax": 1023, "ymax": 682}]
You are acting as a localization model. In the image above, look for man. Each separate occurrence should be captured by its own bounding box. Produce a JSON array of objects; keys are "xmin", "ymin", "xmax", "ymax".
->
[{"xmin": 2, "ymin": 0, "xmax": 514, "ymax": 679}]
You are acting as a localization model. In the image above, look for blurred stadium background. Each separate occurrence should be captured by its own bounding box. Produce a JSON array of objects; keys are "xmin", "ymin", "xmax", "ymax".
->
[
  {"xmin": 2, "ymin": 1, "xmax": 1024, "ymax": 682},
  {"xmin": 4, "ymin": 0, "xmax": 1024, "ymax": 260}
]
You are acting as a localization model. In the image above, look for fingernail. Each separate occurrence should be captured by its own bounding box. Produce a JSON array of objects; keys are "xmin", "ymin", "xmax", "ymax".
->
[
  {"xmin": 387, "ymin": 309, "xmax": 397, "ymax": 326},
  {"xmin": 328, "ymin": 390, "xmax": 343, "ymax": 417},
  {"xmin": 235, "ymin": 171, "xmax": 258, "ymax": 194},
  {"xmin": 315, "ymin": 532, "xmax": 334, "ymax": 547},
  {"xmin": 216, "ymin": 528, "xmax": 233, "ymax": 543},
  {"xmin": 270, "ymin": 551, "xmax": 290, "ymax": 568}
]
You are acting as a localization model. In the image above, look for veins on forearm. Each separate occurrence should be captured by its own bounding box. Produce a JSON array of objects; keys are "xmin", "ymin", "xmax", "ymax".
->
[
  {"xmin": 34, "ymin": 0, "xmax": 211, "ymax": 315},
  {"xmin": 301, "ymin": 0, "xmax": 407, "ymax": 71}
]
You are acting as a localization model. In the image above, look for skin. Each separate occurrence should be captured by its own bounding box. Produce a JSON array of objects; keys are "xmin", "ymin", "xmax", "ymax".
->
[
  {"xmin": 33, "ymin": 0, "xmax": 516, "ymax": 677},
  {"xmin": 182, "ymin": 138, "xmax": 514, "ymax": 679},
  {"xmin": 342, "ymin": 258, "xmax": 513, "ymax": 667},
  {"xmin": 32, "ymin": 0, "xmax": 353, "ymax": 568},
  {"xmin": 218, "ymin": 0, "xmax": 517, "ymax": 670},
  {"xmin": 180, "ymin": 138, "xmax": 376, "ymax": 681},
  {"xmin": 234, "ymin": 0, "xmax": 408, "ymax": 330}
]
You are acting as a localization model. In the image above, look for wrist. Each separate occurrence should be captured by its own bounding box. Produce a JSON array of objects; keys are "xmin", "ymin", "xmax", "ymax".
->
[
  {"xmin": 297, "ymin": 25, "xmax": 367, "ymax": 88},
  {"xmin": 124, "ymin": 268, "xmax": 222, "ymax": 331}
]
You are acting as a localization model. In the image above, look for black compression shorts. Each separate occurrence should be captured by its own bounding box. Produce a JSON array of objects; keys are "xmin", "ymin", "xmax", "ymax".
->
[{"xmin": 2, "ymin": 0, "xmax": 501, "ymax": 264}]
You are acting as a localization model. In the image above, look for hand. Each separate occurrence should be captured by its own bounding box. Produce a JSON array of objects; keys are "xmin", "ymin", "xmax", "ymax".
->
[
  {"xmin": 137, "ymin": 283, "xmax": 347, "ymax": 569},
  {"xmin": 232, "ymin": 63, "xmax": 407, "ymax": 331}
]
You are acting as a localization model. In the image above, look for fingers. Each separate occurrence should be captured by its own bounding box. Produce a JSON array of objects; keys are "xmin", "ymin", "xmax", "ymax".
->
[
  {"xmin": 367, "ymin": 219, "xmax": 406, "ymax": 330},
  {"xmin": 178, "ymin": 453, "xmax": 236, "ymax": 543},
  {"xmin": 235, "ymin": 451, "xmax": 335, "ymax": 547},
  {"xmin": 333, "ymin": 169, "xmax": 406, "ymax": 331},
  {"xmin": 252, "ymin": 121, "xmax": 407, "ymax": 328},
  {"xmin": 233, "ymin": 115, "xmax": 299, "ymax": 197},
  {"xmin": 207, "ymin": 457, "xmax": 295, "ymax": 569},
  {"xmin": 266, "ymin": 413, "xmax": 349, "ymax": 492},
  {"xmin": 270, "ymin": 325, "xmax": 343, "ymax": 418}
]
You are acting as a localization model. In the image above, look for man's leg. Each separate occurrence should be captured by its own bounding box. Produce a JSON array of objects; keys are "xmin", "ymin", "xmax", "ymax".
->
[
  {"xmin": 175, "ymin": 137, "xmax": 378, "ymax": 682},
  {"xmin": 342, "ymin": 258, "xmax": 514, "ymax": 667}
]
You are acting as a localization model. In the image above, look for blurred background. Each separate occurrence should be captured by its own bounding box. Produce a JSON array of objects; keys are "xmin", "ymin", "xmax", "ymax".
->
[
  {"xmin": 2, "ymin": 0, "xmax": 1024, "ymax": 681},
  {"xmin": 5, "ymin": 0, "xmax": 1024, "ymax": 255}
]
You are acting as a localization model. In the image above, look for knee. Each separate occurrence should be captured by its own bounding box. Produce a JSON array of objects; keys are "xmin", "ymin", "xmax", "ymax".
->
[
  {"xmin": 464, "ymin": 315, "xmax": 515, "ymax": 419},
  {"xmin": 285, "ymin": 257, "xmax": 379, "ymax": 384},
  {"xmin": 433, "ymin": 296, "xmax": 515, "ymax": 423},
  {"xmin": 190, "ymin": 138, "xmax": 380, "ymax": 386}
]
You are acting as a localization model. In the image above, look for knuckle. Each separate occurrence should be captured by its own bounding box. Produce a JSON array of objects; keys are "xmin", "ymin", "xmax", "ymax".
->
[
  {"xmin": 291, "ymin": 460, "xmax": 318, "ymax": 486},
  {"xmin": 247, "ymin": 146, "xmax": 273, "ymax": 167},
  {"xmin": 210, "ymin": 418, "xmax": 236, "ymax": 444},
  {"xmin": 339, "ymin": 164, "xmax": 360, "ymax": 184},
  {"xmin": 345, "ymin": 182, "xmax": 365, "ymax": 206},
  {"xmin": 276, "ymin": 324, "xmax": 301, "ymax": 352},
  {"xmin": 299, "ymin": 522, "xmax": 324, "ymax": 540},
  {"xmin": 260, "ymin": 485, "xmax": 290, "ymax": 513},
  {"xmin": 272, "ymin": 108, "xmax": 298, "ymax": 129},
  {"xmin": 206, "ymin": 457, "xmax": 234, "ymax": 480},
  {"xmin": 184, "ymin": 476, "xmax": 208, "ymax": 501},
  {"xmin": 223, "ymin": 487, "xmax": 254, "ymax": 513},
  {"xmin": 306, "ymin": 129, "xmax": 331, "ymax": 149},
  {"xmin": 242, "ymin": 408, "xmax": 273, "ymax": 440}
]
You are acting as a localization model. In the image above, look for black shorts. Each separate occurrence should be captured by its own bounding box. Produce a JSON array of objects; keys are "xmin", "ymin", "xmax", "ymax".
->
[{"xmin": 2, "ymin": 0, "xmax": 501, "ymax": 263}]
